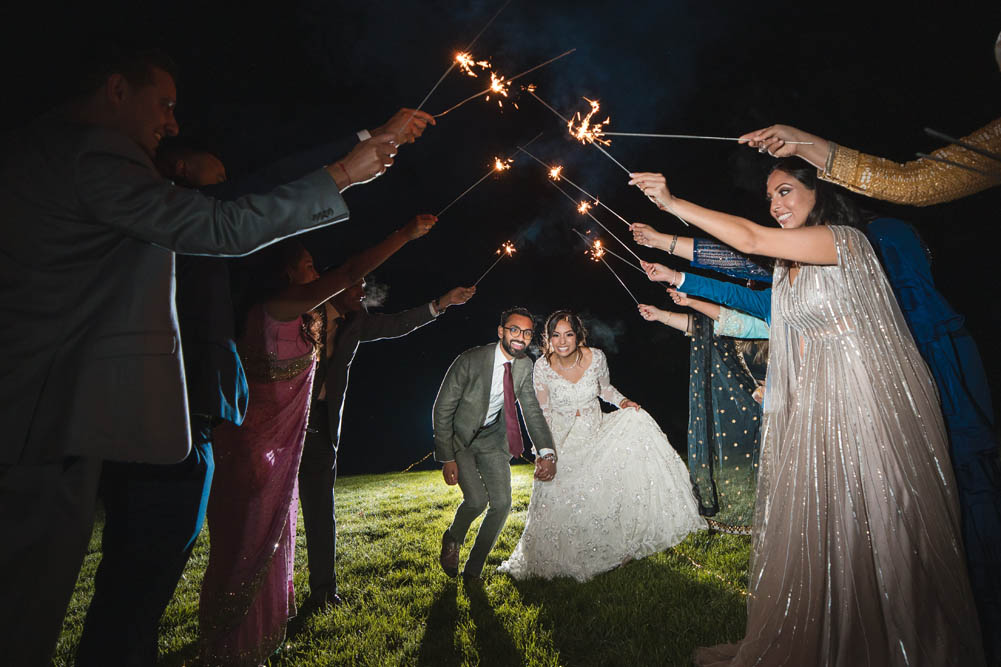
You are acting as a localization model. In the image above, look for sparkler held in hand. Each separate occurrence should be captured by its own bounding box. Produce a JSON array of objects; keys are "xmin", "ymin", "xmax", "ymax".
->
[
  {"xmin": 401, "ymin": 0, "xmax": 512, "ymax": 135},
  {"xmin": 516, "ymin": 144, "xmax": 631, "ymax": 227},
  {"xmin": 540, "ymin": 163, "xmax": 645, "ymax": 265},
  {"xmin": 571, "ymin": 228, "xmax": 644, "ymax": 275},
  {"xmin": 435, "ymin": 133, "xmax": 542, "ymax": 218},
  {"xmin": 474, "ymin": 241, "xmax": 516, "ymax": 286},
  {"xmin": 603, "ymin": 131, "xmax": 813, "ymax": 144},
  {"xmin": 576, "ymin": 234, "xmax": 640, "ymax": 305},
  {"xmin": 434, "ymin": 48, "xmax": 577, "ymax": 118}
]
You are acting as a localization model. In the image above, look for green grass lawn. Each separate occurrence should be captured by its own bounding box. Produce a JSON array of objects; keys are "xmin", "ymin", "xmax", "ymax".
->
[{"xmin": 55, "ymin": 466, "xmax": 751, "ymax": 666}]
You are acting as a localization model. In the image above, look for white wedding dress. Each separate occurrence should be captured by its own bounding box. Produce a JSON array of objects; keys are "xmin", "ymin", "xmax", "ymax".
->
[{"xmin": 498, "ymin": 348, "xmax": 705, "ymax": 582}]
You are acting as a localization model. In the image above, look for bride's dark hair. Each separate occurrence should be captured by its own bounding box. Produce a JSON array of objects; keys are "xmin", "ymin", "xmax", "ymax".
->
[
  {"xmin": 768, "ymin": 158, "xmax": 866, "ymax": 231},
  {"xmin": 543, "ymin": 310, "xmax": 588, "ymax": 366}
]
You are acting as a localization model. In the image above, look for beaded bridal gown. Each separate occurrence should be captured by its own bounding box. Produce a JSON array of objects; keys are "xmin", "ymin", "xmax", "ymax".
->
[{"xmin": 498, "ymin": 348, "xmax": 704, "ymax": 582}]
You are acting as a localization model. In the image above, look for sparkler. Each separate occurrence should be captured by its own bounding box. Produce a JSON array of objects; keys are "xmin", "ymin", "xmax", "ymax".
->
[
  {"xmin": 433, "ymin": 48, "xmax": 577, "ymax": 118},
  {"xmin": 602, "ymin": 131, "xmax": 813, "ymax": 144},
  {"xmin": 533, "ymin": 156, "xmax": 645, "ymax": 265},
  {"xmin": 474, "ymin": 241, "xmax": 516, "ymax": 286},
  {"xmin": 529, "ymin": 90, "xmax": 632, "ymax": 175},
  {"xmin": 923, "ymin": 127, "xmax": 1001, "ymax": 163},
  {"xmin": 570, "ymin": 228, "xmax": 644, "ymax": 274},
  {"xmin": 518, "ymin": 144, "xmax": 632, "ymax": 227},
  {"xmin": 578, "ymin": 236, "xmax": 639, "ymax": 305},
  {"xmin": 914, "ymin": 152, "xmax": 988, "ymax": 175},
  {"xmin": 435, "ymin": 133, "xmax": 541, "ymax": 218},
  {"xmin": 455, "ymin": 52, "xmax": 491, "ymax": 77},
  {"xmin": 401, "ymin": 0, "xmax": 512, "ymax": 135}
]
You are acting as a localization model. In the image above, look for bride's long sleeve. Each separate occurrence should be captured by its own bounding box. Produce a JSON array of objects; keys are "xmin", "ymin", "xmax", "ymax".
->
[
  {"xmin": 532, "ymin": 360, "xmax": 554, "ymax": 428},
  {"xmin": 594, "ymin": 350, "xmax": 627, "ymax": 407}
]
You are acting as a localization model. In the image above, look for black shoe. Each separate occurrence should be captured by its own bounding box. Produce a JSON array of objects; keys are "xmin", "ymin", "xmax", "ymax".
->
[
  {"xmin": 306, "ymin": 591, "xmax": 343, "ymax": 609},
  {"xmin": 461, "ymin": 572, "xmax": 483, "ymax": 588},
  {"xmin": 440, "ymin": 530, "xmax": 460, "ymax": 577}
]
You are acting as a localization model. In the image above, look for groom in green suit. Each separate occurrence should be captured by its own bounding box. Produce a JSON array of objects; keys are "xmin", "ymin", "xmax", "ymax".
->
[{"xmin": 433, "ymin": 307, "xmax": 557, "ymax": 579}]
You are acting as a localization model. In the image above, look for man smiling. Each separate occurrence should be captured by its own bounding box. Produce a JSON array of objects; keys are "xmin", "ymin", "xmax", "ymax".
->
[{"xmin": 432, "ymin": 308, "xmax": 557, "ymax": 581}]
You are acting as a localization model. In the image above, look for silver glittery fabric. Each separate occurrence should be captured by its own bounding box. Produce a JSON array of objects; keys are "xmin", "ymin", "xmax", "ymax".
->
[
  {"xmin": 497, "ymin": 348, "xmax": 704, "ymax": 582},
  {"xmin": 696, "ymin": 226, "xmax": 984, "ymax": 666}
]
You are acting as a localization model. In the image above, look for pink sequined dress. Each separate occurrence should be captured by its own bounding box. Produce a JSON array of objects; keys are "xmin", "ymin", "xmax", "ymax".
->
[{"xmin": 199, "ymin": 304, "xmax": 317, "ymax": 665}]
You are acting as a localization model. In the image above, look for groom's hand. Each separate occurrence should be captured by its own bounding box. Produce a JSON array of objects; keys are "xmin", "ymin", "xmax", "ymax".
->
[
  {"xmin": 534, "ymin": 456, "xmax": 556, "ymax": 482},
  {"xmin": 442, "ymin": 461, "xmax": 459, "ymax": 485}
]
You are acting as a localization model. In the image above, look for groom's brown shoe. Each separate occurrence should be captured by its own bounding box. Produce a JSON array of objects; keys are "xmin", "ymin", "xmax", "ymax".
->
[{"xmin": 440, "ymin": 530, "xmax": 460, "ymax": 577}]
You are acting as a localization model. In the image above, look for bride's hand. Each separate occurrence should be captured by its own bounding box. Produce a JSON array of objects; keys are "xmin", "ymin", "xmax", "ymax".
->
[{"xmin": 619, "ymin": 399, "xmax": 640, "ymax": 411}]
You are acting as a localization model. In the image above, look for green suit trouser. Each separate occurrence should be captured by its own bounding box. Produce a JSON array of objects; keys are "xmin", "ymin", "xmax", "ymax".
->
[{"xmin": 446, "ymin": 419, "xmax": 513, "ymax": 576}]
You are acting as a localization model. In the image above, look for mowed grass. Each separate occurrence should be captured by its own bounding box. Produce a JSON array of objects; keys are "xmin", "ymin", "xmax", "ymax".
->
[{"xmin": 55, "ymin": 466, "xmax": 751, "ymax": 666}]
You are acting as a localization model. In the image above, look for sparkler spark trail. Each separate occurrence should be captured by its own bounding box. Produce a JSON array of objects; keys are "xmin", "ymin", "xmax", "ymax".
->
[
  {"xmin": 435, "ymin": 133, "xmax": 542, "ymax": 218},
  {"xmin": 433, "ymin": 49, "xmax": 577, "ymax": 118},
  {"xmin": 474, "ymin": 241, "xmax": 516, "ymax": 286},
  {"xmin": 603, "ymin": 131, "xmax": 813, "ymax": 144},
  {"xmin": 518, "ymin": 145, "xmax": 633, "ymax": 228},
  {"xmin": 528, "ymin": 90, "xmax": 635, "ymax": 176},
  {"xmin": 535, "ymin": 163, "xmax": 645, "ymax": 265},
  {"xmin": 402, "ymin": 0, "xmax": 512, "ymax": 134},
  {"xmin": 571, "ymin": 228, "xmax": 644, "ymax": 274},
  {"xmin": 568, "ymin": 97, "xmax": 610, "ymax": 146},
  {"xmin": 455, "ymin": 52, "xmax": 491, "ymax": 77}
]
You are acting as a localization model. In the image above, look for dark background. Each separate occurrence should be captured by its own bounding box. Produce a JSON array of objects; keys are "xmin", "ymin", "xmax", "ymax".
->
[{"xmin": 3, "ymin": 1, "xmax": 999, "ymax": 474}]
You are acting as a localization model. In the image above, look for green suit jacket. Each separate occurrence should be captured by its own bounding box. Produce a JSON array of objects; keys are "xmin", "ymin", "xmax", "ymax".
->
[{"xmin": 433, "ymin": 343, "xmax": 555, "ymax": 462}]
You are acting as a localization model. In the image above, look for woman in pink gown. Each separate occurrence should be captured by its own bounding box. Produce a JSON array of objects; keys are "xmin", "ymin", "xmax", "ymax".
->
[{"xmin": 199, "ymin": 215, "xmax": 435, "ymax": 665}]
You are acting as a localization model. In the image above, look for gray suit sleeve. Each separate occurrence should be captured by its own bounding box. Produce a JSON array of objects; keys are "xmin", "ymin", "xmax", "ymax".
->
[
  {"xmin": 359, "ymin": 305, "xmax": 436, "ymax": 343},
  {"xmin": 517, "ymin": 368, "xmax": 555, "ymax": 457},
  {"xmin": 432, "ymin": 352, "xmax": 469, "ymax": 462},
  {"xmin": 75, "ymin": 128, "xmax": 349, "ymax": 257}
]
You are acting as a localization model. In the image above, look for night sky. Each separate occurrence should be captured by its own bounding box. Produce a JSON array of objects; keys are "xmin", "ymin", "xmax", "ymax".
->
[{"xmin": 4, "ymin": 2, "xmax": 1000, "ymax": 473}]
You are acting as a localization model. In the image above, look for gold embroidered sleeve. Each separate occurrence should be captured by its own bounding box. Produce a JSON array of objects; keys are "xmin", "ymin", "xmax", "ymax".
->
[{"xmin": 819, "ymin": 117, "xmax": 1001, "ymax": 206}]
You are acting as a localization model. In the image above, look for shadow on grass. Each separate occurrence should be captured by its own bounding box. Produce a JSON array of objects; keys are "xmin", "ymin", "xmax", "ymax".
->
[
  {"xmin": 416, "ymin": 581, "xmax": 461, "ymax": 667},
  {"xmin": 464, "ymin": 579, "xmax": 522, "ymax": 667},
  {"xmin": 508, "ymin": 553, "xmax": 746, "ymax": 667}
]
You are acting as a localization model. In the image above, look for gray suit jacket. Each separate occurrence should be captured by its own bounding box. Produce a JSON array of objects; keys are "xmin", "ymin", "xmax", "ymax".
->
[
  {"xmin": 0, "ymin": 117, "xmax": 349, "ymax": 464},
  {"xmin": 432, "ymin": 344, "xmax": 555, "ymax": 463},
  {"xmin": 315, "ymin": 304, "xmax": 437, "ymax": 445}
]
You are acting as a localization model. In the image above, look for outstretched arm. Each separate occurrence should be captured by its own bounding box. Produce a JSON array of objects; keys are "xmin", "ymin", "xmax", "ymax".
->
[
  {"xmin": 630, "ymin": 172, "xmax": 837, "ymax": 265},
  {"xmin": 739, "ymin": 120, "xmax": 1001, "ymax": 206},
  {"xmin": 638, "ymin": 304, "xmax": 692, "ymax": 334},
  {"xmin": 266, "ymin": 214, "xmax": 436, "ymax": 321},
  {"xmin": 643, "ymin": 263, "xmax": 772, "ymax": 324}
]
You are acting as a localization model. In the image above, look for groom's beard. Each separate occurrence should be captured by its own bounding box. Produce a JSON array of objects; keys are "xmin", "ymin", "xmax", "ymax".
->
[{"xmin": 501, "ymin": 337, "xmax": 528, "ymax": 359}]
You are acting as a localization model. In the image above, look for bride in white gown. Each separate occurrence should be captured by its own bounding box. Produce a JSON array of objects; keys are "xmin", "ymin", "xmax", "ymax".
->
[{"xmin": 498, "ymin": 310, "xmax": 704, "ymax": 582}]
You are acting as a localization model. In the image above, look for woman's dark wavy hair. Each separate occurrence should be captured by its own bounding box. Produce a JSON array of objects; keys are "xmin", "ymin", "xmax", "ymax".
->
[
  {"xmin": 232, "ymin": 239, "xmax": 322, "ymax": 346},
  {"xmin": 768, "ymin": 158, "xmax": 866, "ymax": 231},
  {"xmin": 542, "ymin": 310, "xmax": 588, "ymax": 366}
]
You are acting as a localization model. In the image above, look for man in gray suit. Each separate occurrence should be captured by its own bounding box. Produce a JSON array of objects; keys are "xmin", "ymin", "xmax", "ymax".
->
[
  {"xmin": 300, "ymin": 279, "xmax": 476, "ymax": 606},
  {"xmin": 0, "ymin": 48, "xmax": 398, "ymax": 665},
  {"xmin": 433, "ymin": 307, "xmax": 557, "ymax": 580}
]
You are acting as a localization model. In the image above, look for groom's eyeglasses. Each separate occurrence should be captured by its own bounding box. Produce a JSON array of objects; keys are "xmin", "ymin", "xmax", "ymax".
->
[{"xmin": 504, "ymin": 325, "xmax": 534, "ymax": 339}]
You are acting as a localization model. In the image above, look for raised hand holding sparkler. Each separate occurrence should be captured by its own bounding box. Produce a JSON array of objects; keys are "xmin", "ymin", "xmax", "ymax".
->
[{"xmin": 474, "ymin": 241, "xmax": 517, "ymax": 286}]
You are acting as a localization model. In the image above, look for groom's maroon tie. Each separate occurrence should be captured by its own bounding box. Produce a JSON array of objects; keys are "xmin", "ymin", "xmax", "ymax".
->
[{"xmin": 503, "ymin": 361, "xmax": 524, "ymax": 458}]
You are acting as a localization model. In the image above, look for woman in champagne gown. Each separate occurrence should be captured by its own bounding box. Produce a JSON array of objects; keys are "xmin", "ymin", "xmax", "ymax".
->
[
  {"xmin": 629, "ymin": 166, "xmax": 985, "ymax": 665},
  {"xmin": 498, "ymin": 310, "xmax": 704, "ymax": 582}
]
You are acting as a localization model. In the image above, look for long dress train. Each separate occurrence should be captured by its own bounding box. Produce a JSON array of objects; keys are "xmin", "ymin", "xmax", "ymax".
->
[
  {"xmin": 695, "ymin": 226, "xmax": 984, "ymax": 666},
  {"xmin": 498, "ymin": 348, "xmax": 704, "ymax": 582}
]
